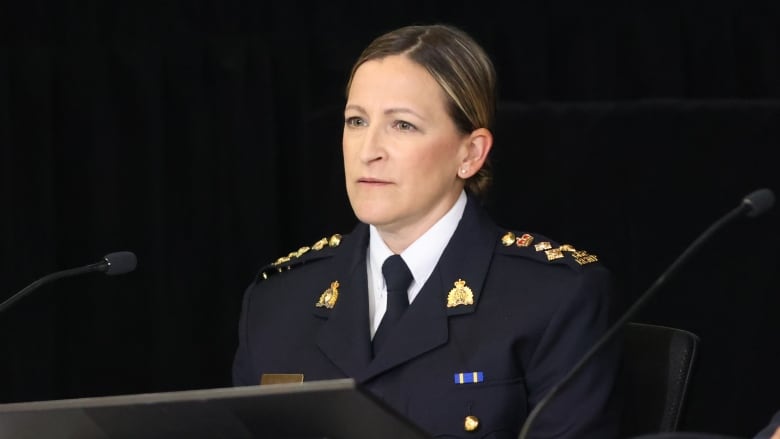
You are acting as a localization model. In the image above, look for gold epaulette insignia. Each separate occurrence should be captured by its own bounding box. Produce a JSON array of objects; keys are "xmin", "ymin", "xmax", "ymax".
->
[
  {"xmin": 270, "ymin": 234, "xmax": 342, "ymax": 268},
  {"xmin": 572, "ymin": 250, "xmax": 598, "ymax": 265},
  {"xmin": 545, "ymin": 248, "xmax": 564, "ymax": 261},
  {"xmin": 534, "ymin": 241, "xmax": 552, "ymax": 252},
  {"xmin": 312, "ymin": 237, "xmax": 328, "ymax": 251},
  {"xmin": 499, "ymin": 230, "xmax": 599, "ymax": 267},
  {"xmin": 516, "ymin": 233, "xmax": 534, "ymax": 247},
  {"xmin": 447, "ymin": 279, "xmax": 474, "ymax": 308},
  {"xmin": 501, "ymin": 232, "xmax": 516, "ymax": 246},
  {"xmin": 315, "ymin": 281, "xmax": 339, "ymax": 309},
  {"xmin": 260, "ymin": 233, "xmax": 343, "ymax": 280},
  {"xmin": 545, "ymin": 243, "xmax": 577, "ymax": 260},
  {"xmin": 546, "ymin": 243, "xmax": 598, "ymax": 264}
]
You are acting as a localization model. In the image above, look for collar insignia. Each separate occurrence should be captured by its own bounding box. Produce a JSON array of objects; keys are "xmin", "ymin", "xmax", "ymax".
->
[
  {"xmin": 447, "ymin": 279, "xmax": 474, "ymax": 308},
  {"xmin": 315, "ymin": 280, "xmax": 340, "ymax": 309}
]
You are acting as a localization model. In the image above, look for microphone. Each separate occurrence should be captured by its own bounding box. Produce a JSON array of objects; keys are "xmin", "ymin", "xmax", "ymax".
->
[
  {"xmin": 0, "ymin": 251, "xmax": 137, "ymax": 314},
  {"xmin": 742, "ymin": 187, "xmax": 775, "ymax": 218},
  {"xmin": 517, "ymin": 188, "xmax": 775, "ymax": 439}
]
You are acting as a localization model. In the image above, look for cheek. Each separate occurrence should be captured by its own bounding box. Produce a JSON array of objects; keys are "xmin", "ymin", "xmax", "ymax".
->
[
  {"xmin": 341, "ymin": 132, "xmax": 350, "ymax": 156},
  {"xmin": 412, "ymin": 143, "xmax": 459, "ymax": 177},
  {"xmin": 342, "ymin": 136, "xmax": 358, "ymax": 170}
]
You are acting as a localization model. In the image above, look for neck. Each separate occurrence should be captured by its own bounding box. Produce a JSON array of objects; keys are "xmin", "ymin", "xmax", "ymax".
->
[
  {"xmin": 376, "ymin": 190, "xmax": 464, "ymax": 254},
  {"xmin": 377, "ymin": 229, "xmax": 417, "ymax": 255}
]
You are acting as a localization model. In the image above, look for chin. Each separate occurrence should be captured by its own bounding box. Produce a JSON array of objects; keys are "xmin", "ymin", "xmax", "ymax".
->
[
  {"xmin": 352, "ymin": 208, "xmax": 393, "ymax": 227},
  {"xmin": 349, "ymin": 199, "xmax": 396, "ymax": 227}
]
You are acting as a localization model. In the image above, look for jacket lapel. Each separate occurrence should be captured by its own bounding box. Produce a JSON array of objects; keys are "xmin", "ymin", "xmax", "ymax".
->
[
  {"xmin": 315, "ymin": 223, "xmax": 374, "ymax": 377},
  {"xmin": 358, "ymin": 195, "xmax": 500, "ymax": 382}
]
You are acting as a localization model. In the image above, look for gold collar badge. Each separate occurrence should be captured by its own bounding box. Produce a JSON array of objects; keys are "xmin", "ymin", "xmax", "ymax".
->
[
  {"xmin": 447, "ymin": 279, "xmax": 474, "ymax": 308},
  {"xmin": 315, "ymin": 281, "xmax": 339, "ymax": 309}
]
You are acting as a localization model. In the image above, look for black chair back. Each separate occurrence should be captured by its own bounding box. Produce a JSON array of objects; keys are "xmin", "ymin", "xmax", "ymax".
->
[{"xmin": 620, "ymin": 322, "xmax": 700, "ymax": 437}]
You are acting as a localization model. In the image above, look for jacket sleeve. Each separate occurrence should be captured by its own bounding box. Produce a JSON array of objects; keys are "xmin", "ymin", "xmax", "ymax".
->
[
  {"xmin": 754, "ymin": 410, "xmax": 780, "ymax": 439},
  {"xmin": 231, "ymin": 282, "xmax": 256, "ymax": 387},
  {"xmin": 523, "ymin": 265, "xmax": 623, "ymax": 438}
]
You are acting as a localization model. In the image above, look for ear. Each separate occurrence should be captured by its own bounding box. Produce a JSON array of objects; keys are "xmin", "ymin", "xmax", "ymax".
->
[{"xmin": 458, "ymin": 128, "xmax": 493, "ymax": 179}]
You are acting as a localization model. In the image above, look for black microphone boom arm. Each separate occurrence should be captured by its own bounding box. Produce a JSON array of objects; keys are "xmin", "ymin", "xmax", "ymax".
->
[
  {"xmin": 517, "ymin": 188, "xmax": 775, "ymax": 439},
  {"xmin": 0, "ymin": 251, "xmax": 137, "ymax": 314}
]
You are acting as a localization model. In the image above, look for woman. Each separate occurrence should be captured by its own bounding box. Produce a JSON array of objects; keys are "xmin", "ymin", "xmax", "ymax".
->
[{"xmin": 233, "ymin": 24, "xmax": 621, "ymax": 438}]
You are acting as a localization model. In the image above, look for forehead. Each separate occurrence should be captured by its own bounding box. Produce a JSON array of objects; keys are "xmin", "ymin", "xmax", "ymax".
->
[{"xmin": 347, "ymin": 55, "xmax": 447, "ymax": 113}]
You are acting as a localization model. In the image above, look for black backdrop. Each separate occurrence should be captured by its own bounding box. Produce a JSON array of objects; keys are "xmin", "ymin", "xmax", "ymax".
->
[{"xmin": 1, "ymin": 1, "xmax": 778, "ymax": 437}]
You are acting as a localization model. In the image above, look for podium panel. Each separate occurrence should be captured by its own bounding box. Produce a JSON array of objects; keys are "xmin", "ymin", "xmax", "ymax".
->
[{"xmin": 0, "ymin": 378, "xmax": 432, "ymax": 439}]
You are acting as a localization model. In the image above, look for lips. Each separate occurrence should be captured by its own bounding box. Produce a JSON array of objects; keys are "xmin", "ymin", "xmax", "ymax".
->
[{"xmin": 358, "ymin": 177, "xmax": 392, "ymax": 184}]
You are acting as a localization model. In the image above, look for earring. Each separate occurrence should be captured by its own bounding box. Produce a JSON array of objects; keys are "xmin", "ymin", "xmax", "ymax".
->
[{"xmin": 459, "ymin": 168, "xmax": 468, "ymax": 175}]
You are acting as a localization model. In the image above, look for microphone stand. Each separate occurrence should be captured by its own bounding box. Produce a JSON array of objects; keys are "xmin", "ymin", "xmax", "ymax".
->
[
  {"xmin": 518, "ymin": 191, "xmax": 770, "ymax": 439},
  {"xmin": 1, "ymin": 251, "xmax": 136, "ymax": 314},
  {"xmin": 0, "ymin": 262, "xmax": 107, "ymax": 314}
]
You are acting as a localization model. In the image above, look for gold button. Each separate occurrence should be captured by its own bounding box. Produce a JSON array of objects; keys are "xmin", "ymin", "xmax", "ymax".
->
[{"xmin": 464, "ymin": 415, "xmax": 479, "ymax": 432}]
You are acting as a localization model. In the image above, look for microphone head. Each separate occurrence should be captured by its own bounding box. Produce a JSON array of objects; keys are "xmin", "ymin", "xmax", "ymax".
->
[
  {"xmin": 103, "ymin": 251, "xmax": 138, "ymax": 275},
  {"xmin": 742, "ymin": 188, "xmax": 776, "ymax": 218}
]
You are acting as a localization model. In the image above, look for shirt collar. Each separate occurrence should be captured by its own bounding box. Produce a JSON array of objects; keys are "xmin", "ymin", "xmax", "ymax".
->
[{"xmin": 369, "ymin": 190, "xmax": 468, "ymax": 302}]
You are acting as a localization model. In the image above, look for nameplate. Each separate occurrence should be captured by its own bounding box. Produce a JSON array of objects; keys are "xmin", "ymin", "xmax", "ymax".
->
[{"xmin": 260, "ymin": 373, "xmax": 304, "ymax": 385}]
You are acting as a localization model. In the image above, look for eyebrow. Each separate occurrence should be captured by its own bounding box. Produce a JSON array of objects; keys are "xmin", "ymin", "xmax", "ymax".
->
[{"xmin": 344, "ymin": 104, "xmax": 427, "ymax": 121}]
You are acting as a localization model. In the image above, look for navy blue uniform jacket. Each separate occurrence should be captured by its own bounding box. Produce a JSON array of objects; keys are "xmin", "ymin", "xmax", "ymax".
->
[
  {"xmin": 755, "ymin": 410, "xmax": 780, "ymax": 439},
  {"xmin": 233, "ymin": 195, "xmax": 622, "ymax": 438}
]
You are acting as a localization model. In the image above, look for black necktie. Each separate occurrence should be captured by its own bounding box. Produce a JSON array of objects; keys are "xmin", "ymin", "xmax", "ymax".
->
[{"xmin": 372, "ymin": 254, "xmax": 413, "ymax": 356}]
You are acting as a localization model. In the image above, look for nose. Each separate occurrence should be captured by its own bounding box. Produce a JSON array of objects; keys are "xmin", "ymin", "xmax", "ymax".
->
[{"xmin": 358, "ymin": 125, "xmax": 386, "ymax": 164}]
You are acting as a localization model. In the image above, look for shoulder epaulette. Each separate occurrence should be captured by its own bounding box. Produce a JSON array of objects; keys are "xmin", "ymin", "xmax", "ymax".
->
[
  {"xmin": 257, "ymin": 233, "xmax": 343, "ymax": 281},
  {"xmin": 496, "ymin": 230, "xmax": 599, "ymax": 270}
]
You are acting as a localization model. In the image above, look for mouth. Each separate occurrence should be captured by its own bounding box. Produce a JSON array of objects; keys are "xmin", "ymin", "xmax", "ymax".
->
[{"xmin": 357, "ymin": 177, "xmax": 392, "ymax": 185}]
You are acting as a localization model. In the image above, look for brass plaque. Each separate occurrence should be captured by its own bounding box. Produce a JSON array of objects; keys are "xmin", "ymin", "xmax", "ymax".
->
[{"xmin": 260, "ymin": 373, "xmax": 304, "ymax": 385}]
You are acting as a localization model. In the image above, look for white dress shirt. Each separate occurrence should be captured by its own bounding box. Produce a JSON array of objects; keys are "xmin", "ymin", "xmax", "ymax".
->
[{"xmin": 366, "ymin": 190, "xmax": 468, "ymax": 337}]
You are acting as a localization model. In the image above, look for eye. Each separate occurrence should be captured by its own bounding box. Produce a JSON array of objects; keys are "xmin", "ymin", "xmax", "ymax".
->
[
  {"xmin": 393, "ymin": 120, "xmax": 417, "ymax": 131},
  {"xmin": 345, "ymin": 116, "xmax": 367, "ymax": 127}
]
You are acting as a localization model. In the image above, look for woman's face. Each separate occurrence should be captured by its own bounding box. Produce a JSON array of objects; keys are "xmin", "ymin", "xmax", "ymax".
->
[{"xmin": 343, "ymin": 55, "xmax": 470, "ymax": 237}]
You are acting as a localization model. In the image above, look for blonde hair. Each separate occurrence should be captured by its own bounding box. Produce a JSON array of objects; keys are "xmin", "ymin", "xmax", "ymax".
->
[{"xmin": 346, "ymin": 24, "xmax": 497, "ymax": 198}]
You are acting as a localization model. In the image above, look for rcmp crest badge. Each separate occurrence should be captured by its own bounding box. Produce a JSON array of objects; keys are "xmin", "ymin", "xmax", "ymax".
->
[
  {"xmin": 447, "ymin": 279, "xmax": 474, "ymax": 308},
  {"xmin": 315, "ymin": 281, "xmax": 340, "ymax": 309}
]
